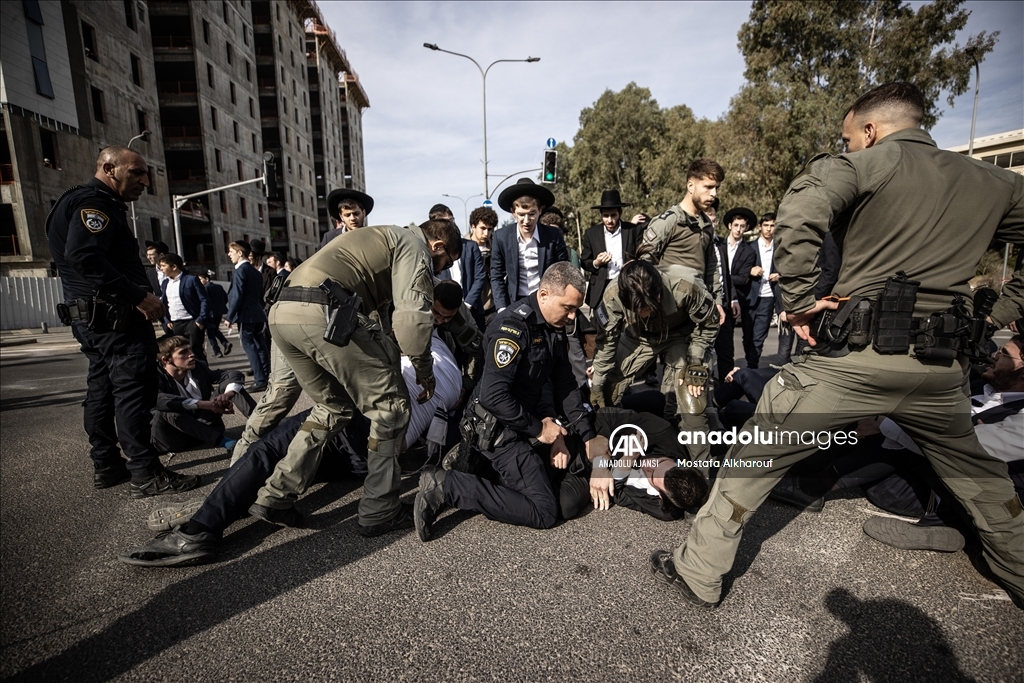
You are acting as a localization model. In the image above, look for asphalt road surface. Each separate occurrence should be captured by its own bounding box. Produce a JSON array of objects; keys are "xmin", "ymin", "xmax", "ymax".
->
[{"xmin": 1, "ymin": 328, "xmax": 1022, "ymax": 682}]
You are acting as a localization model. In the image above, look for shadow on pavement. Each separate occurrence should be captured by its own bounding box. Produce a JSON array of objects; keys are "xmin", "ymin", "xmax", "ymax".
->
[
  {"xmin": 4, "ymin": 480, "xmax": 411, "ymax": 682},
  {"xmin": 810, "ymin": 587, "xmax": 976, "ymax": 682},
  {"xmin": 0, "ymin": 388, "xmax": 87, "ymax": 412}
]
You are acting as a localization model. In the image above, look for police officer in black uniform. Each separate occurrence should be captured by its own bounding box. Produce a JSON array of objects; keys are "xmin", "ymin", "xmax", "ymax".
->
[
  {"xmin": 47, "ymin": 146, "xmax": 198, "ymax": 496},
  {"xmin": 414, "ymin": 262, "xmax": 602, "ymax": 540}
]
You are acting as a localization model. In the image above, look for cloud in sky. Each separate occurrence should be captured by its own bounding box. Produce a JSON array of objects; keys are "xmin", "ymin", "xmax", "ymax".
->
[{"xmin": 320, "ymin": 1, "xmax": 1023, "ymax": 226}]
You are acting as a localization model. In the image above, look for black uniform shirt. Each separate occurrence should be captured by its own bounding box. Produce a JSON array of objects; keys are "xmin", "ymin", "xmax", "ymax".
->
[
  {"xmin": 474, "ymin": 292, "xmax": 595, "ymax": 442},
  {"xmin": 46, "ymin": 178, "xmax": 151, "ymax": 306}
]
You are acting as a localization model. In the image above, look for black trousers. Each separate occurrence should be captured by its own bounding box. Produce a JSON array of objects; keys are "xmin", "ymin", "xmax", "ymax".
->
[
  {"xmin": 150, "ymin": 383, "xmax": 256, "ymax": 454},
  {"xmin": 740, "ymin": 296, "xmax": 774, "ymax": 368},
  {"xmin": 714, "ymin": 307, "xmax": 737, "ymax": 379},
  {"xmin": 171, "ymin": 319, "xmax": 206, "ymax": 361},
  {"xmin": 444, "ymin": 437, "xmax": 589, "ymax": 529},
  {"xmin": 71, "ymin": 320, "xmax": 161, "ymax": 476}
]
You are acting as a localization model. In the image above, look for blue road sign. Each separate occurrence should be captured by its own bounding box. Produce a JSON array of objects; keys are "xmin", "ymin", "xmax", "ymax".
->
[
  {"xmin": 482, "ymin": 199, "xmax": 493, "ymax": 208},
  {"xmin": 546, "ymin": 138, "xmax": 556, "ymax": 149}
]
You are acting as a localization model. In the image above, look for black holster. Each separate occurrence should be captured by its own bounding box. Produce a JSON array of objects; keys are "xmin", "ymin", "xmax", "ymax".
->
[
  {"xmin": 873, "ymin": 272, "xmax": 920, "ymax": 354},
  {"xmin": 320, "ymin": 278, "xmax": 362, "ymax": 347},
  {"xmin": 460, "ymin": 399, "xmax": 506, "ymax": 451}
]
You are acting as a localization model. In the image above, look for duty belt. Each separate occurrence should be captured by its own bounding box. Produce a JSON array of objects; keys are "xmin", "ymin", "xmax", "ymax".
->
[{"xmin": 276, "ymin": 286, "xmax": 332, "ymax": 305}]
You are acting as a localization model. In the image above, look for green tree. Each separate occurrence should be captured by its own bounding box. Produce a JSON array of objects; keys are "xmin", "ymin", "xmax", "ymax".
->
[{"xmin": 723, "ymin": 0, "xmax": 997, "ymax": 211}]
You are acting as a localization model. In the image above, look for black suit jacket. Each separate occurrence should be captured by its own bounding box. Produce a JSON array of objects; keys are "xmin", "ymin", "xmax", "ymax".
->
[
  {"xmin": 490, "ymin": 224, "xmax": 569, "ymax": 310},
  {"xmin": 580, "ymin": 222, "xmax": 639, "ymax": 309},
  {"xmin": 730, "ymin": 239, "xmax": 758, "ymax": 308},
  {"xmin": 737, "ymin": 238, "xmax": 779, "ymax": 308},
  {"xmin": 155, "ymin": 361, "xmax": 244, "ymax": 413},
  {"xmin": 713, "ymin": 236, "xmax": 735, "ymax": 306}
]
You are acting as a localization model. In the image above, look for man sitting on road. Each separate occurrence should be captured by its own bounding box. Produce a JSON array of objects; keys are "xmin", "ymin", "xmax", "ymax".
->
[{"xmin": 150, "ymin": 335, "xmax": 255, "ymax": 456}]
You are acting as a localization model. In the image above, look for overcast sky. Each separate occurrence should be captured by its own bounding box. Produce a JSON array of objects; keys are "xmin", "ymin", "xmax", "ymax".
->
[{"xmin": 318, "ymin": 1, "xmax": 1023, "ymax": 227}]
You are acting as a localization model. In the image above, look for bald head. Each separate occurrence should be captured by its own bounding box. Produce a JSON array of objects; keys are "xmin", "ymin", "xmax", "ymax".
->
[
  {"xmin": 841, "ymin": 82, "xmax": 925, "ymax": 153},
  {"xmin": 95, "ymin": 146, "xmax": 149, "ymax": 202}
]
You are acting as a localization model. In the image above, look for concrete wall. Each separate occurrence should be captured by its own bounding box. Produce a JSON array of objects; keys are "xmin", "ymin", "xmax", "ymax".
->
[{"xmin": 0, "ymin": 275, "xmax": 65, "ymax": 329}]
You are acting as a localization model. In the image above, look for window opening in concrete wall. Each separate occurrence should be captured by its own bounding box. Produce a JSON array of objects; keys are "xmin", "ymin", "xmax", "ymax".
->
[
  {"xmin": 91, "ymin": 87, "xmax": 104, "ymax": 122},
  {"xmin": 131, "ymin": 53, "xmax": 142, "ymax": 86},
  {"xmin": 124, "ymin": 0, "xmax": 136, "ymax": 30},
  {"xmin": 40, "ymin": 129, "xmax": 59, "ymax": 170}
]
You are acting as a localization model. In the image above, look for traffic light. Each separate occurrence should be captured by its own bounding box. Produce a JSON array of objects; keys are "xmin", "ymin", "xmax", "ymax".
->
[
  {"xmin": 262, "ymin": 152, "xmax": 278, "ymax": 198},
  {"xmin": 543, "ymin": 149, "xmax": 557, "ymax": 184}
]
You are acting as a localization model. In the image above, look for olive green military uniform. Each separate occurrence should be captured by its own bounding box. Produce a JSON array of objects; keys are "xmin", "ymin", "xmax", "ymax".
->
[
  {"xmin": 229, "ymin": 342, "xmax": 301, "ymax": 465},
  {"xmin": 591, "ymin": 264, "xmax": 719, "ymax": 463},
  {"xmin": 257, "ymin": 225, "xmax": 436, "ymax": 528},
  {"xmin": 641, "ymin": 204, "xmax": 723, "ymax": 306},
  {"xmin": 672, "ymin": 128, "xmax": 1024, "ymax": 605}
]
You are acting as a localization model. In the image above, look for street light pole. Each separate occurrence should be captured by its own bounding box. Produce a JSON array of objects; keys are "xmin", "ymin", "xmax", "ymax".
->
[
  {"xmin": 442, "ymin": 192, "xmax": 482, "ymax": 230},
  {"xmin": 126, "ymin": 130, "xmax": 151, "ymax": 238},
  {"xmin": 424, "ymin": 43, "xmax": 539, "ymax": 198}
]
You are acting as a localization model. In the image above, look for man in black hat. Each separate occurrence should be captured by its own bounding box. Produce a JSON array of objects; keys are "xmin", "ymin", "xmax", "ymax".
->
[
  {"xmin": 581, "ymin": 190, "xmax": 640, "ymax": 310},
  {"xmin": 318, "ymin": 188, "xmax": 374, "ymax": 250},
  {"xmin": 247, "ymin": 239, "xmax": 276, "ymax": 295},
  {"xmin": 490, "ymin": 178, "xmax": 569, "ymax": 311},
  {"xmin": 714, "ymin": 207, "xmax": 757, "ymax": 378}
]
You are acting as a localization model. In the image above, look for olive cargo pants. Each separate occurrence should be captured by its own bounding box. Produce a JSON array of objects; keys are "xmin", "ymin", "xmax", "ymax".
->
[
  {"xmin": 673, "ymin": 346, "xmax": 1024, "ymax": 604},
  {"xmin": 230, "ymin": 341, "xmax": 302, "ymax": 465},
  {"xmin": 257, "ymin": 300, "xmax": 410, "ymax": 527}
]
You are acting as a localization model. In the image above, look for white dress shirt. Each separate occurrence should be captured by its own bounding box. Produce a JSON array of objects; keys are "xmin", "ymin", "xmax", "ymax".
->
[
  {"xmin": 757, "ymin": 237, "xmax": 774, "ymax": 298},
  {"xmin": 604, "ymin": 224, "xmax": 623, "ymax": 280},
  {"xmin": 165, "ymin": 273, "xmax": 190, "ymax": 322},
  {"xmin": 879, "ymin": 385, "xmax": 1024, "ymax": 462},
  {"xmin": 173, "ymin": 371, "xmax": 244, "ymax": 411},
  {"xmin": 517, "ymin": 229, "xmax": 541, "ymax": 298}
]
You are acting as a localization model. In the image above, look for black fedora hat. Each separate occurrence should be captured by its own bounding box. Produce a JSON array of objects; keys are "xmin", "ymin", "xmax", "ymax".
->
[
  {"xmin": 723, "ymin": 207, "xmax": 758, "ymax": 230},
  {"xmin": 144, "ymin": 240, "xmax": 169, "ymax": 253},
  {"xmin": 591, "ymin": 189, "xmax": 630, "ymax": 210},
  {"xmin": 497, "ymin": 178, "xmax": 555, "ymax": 213},
  {"xmin": 249, "ymin": 238, "xmax": 267, "ymax": 256},
  {"xmin": 327, "ymin": 188, "xmax": 374, "ymax": 221}
]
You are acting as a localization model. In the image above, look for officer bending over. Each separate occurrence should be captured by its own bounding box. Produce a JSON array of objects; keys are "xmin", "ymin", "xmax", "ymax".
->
[
  {"xmin": 47, "ymin": 145, "xmax": 198, "ymax": 496},
  {"xmin": 415, "ymin": 262, "xmax": 601, "ymax": 541}
]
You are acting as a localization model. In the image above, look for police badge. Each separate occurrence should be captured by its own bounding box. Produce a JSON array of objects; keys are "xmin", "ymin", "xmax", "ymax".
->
[
  {"xmin": 493, "ymin": 338, "xmax": 520, "ymax": 368},
  {"xmin": 80, "ymin": 209, "xmax": 109, "ymax": 233}
]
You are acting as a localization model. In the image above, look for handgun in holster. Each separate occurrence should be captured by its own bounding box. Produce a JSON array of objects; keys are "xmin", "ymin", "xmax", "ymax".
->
[
  {"xmin": 460, "ymin": 398, "xmax": 504, "ymax": 451},
  {"xmin": 319, "ymin": 278, "xmax": 362, "ymax": 347},
  {"xmin": 264, "ymin": 274, "xmax": 287, "ymax": 311},
  {"xmin": 808, "ymin": 296, "xmax": 872, "ymax": 352}
]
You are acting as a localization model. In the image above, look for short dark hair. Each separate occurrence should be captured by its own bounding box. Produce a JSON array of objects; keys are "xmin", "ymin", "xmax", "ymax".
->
[
  {"xmin": 661, "ymin": 468, "xmax": 709, "ymax": 513},
  {"xmin": 434, "ymin": 280, "xmax": 464, "ymax": 311},
  {"xmin": 686, "ymin": 158, "xmax": 725, "ymax": 183},
  {"xmin": 539, "ymin": 261, "xmax": 586, "ymax": 296},
  {"xmin": 845, "ymin": 82, "xmax": 925, "ymax": 126},
  {"xmin": 228, "ymin": 241, "xmax": 251, "ymax": 257},
  {"xmin": 158, "ymin": 253, "xmax": 184, "ymax": 270},
  {"xmin": 617, "ymin": 257, "xmax": 666, "ymax": 336},
  {"xmin": 265, "ymin": 251, "xmax": 281, "ymax": 262},
  {"xmin": 285, "ymin": 257, "xmax": 301, "ymax": 269},
  {"xmin": 469, "ymin": 206, "xmax": 498, "ymax": 229},
  {"xmin": 429, "ymin": 204, "xmax": 453, "ymax": 220},
  {"xmin": 337, "ymin": 199, "xmax": 364, "ymax": 213},
  {"xmin": 540, "ymin": 211, "xmax": 564, "ymax": 229},
  {"xmin": 760, "ymin": 213, "xmax": 777, "ymax": 224},
  {"xmin": 157, "ymin": 335, "xmax": 190, "ymax": 362},
  {"xmin": 419, "ymin": 219, "xmax": 463, "ymax": 260}
]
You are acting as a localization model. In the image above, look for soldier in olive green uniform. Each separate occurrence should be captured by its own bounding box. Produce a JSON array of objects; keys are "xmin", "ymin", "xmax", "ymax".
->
[
  {"xmin": 640, "ymin": 158, "xmax": 726, "ymax": 311},
  {"xmin": 258, "ymin": 220, "xmax": 461, "ymax": 536},
  {"xmin": 652, "ymin": 83, "xmax": 1024, "ymax": 608},
  {"xmin": 590, "ymin": 261, "xmax": 719, "ymax": 471}
]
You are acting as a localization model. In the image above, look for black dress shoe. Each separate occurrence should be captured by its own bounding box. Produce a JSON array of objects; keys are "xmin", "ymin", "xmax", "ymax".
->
[
  {"xmin": 119, "ymin": 529, "xmax": 217, "ymax": 567},
  {"xmin": 94, "ymin": 463, "xmax": 131, "ymax": 489},
  {"xmin": 223, "ymin": 342, "xmax": 232, "ymax": 356},
  {"xmin": 768, "ymin": 477, "xmax": 824, "ymax": 512},
  {"xmin": 359, "ymin": 502, "xmax": 415, "ymax": 537},
  {"xmin": 248, "ymin": 502, "xmax": 304, "ymax": 528},
  {"xmin": 649, "ymin": 550, "xmax": 717, "ymax": 609},
  {"xmin": 414, "ymin": 466, "xmax": 448, "ymax": 541},
  {"xmin": 129, "ymin": 469, "xmax": 200, "ymax": 499}
]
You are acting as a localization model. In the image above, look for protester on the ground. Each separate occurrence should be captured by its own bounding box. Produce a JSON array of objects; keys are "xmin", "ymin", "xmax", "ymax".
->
[{"xmin": 151, "ymin": 336, "xmax": 254, "ymax": 455}]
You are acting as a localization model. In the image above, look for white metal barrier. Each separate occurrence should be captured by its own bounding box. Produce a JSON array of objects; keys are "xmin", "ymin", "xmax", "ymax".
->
[{"xmin": 0, "ymin": 276, "xmax": 65, "ymax": 330}]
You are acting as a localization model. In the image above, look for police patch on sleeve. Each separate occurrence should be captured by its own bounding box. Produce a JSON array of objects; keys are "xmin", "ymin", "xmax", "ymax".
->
[
  {"xmin": 80, "ymin": 209, "xmax": 109, "ymax": 233},
  {"xmin": 493, "ymin": 338, "xmax": 520, "ymax": 368},
  {"xmin": 499, "ymin": 324, "xmax": 522, "ymax": 338},
  {"xmin": 694, "ymin": 294, "xmax": 714, "ymax": 321},
  {"xmin": 595, "ymin": 302, "xmax": 609, "ymax": 327}
]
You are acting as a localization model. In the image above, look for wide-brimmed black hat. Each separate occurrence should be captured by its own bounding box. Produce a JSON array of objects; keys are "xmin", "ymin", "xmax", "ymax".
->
[
  {"xmin": 144, "ymin": 240, "xmax": 169, "ymax": 252},
  {"xmin": 249, "ymin": 238, "xmax": 267, "ymax": 256},
  {"xmin": 327, "ymin": 188, "xmax": 374, "ymax": 220},
  {"xmin": 591, "ymin": 189, "xmax": 630, "ymax": 210},
  {"xmin": 497, "ymin": 178, "xmax": 555, "ymax": 213},
  {"xmin": 542, "ymin": 206, "xmax": 564, "ymax": 220},
  {"xmin": 723, "ymin": 207, "xmax": 758, "ymax": 230}
]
